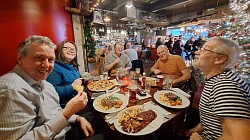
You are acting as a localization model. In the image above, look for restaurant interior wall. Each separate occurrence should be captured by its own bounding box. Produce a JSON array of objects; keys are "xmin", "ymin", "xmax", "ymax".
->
[{"xmin": 0, "ymin": 0, "xmax": 74, "ymax": 76}]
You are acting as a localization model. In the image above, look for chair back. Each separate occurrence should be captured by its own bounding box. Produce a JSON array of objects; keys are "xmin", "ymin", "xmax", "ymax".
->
[{"xmin": 131, "ymin": 59, "xmax": 144, "ymax": 74}]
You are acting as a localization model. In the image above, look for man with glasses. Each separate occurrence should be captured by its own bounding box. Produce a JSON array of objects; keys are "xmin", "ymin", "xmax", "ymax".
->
[{"xmin": 186, "ymin": 37, "xmax": 250, "ymax": 140}]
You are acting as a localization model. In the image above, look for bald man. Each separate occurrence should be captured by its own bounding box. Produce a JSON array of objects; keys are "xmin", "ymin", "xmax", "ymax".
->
[{"xmin": 151, "ymin": 45, "xmax": 191, "ymax": 85}]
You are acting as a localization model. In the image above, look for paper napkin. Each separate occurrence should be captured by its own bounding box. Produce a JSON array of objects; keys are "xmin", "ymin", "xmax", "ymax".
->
[
  {"xmin": 136, "ymin": 93, "xmax": 152, "ymax": 100},
  {"xmin": 172, "ymin": 88, "xmax": 191, "ymax": 98}
]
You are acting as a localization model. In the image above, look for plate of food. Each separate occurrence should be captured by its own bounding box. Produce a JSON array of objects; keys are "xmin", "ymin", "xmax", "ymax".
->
[
  {"xmin": 139, "ymin": 77, "xmax": 157, "ymax": 86},
  {"xmin": 114, "ymin": 105, "xmax": 163, "ymax": 136},
  {"xmin": 87, "ymin": 80, "xmax": 115, "ymax": 92},
  {"xmin": 93, "ymin": 93, "xmax": 128, "ymax": 113},
  {"xmin": 154, "ymin": 90, "xmax": 190, "ymax": 109}
]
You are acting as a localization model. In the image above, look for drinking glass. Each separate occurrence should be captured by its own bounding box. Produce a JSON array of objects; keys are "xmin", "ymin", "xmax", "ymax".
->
[
  {"xmin": 103, "ymin": 71, "xmax": 108, "ymax": 80},
  {"xmin": 164, "ymin": 76, "xmax": 173, "ymax": 90},
  {"xmin": 145, "ymin": 81, "xmax": 151, "ymax": 94},
  {"xmin": 156, "ymin": 75, "xmax": 164, "ymax": 90},
  {"xmin": 129, "ymin": 85, "xmax": 137, "ymax": 104},
  {"xmin": 135, "ymin": 68, "xmax": 140, "ymax": 80}
]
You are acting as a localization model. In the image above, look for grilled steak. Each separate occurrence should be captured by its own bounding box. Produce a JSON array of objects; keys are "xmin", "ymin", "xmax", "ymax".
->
[{"xmin": 121, "ymin": 110, "xmax": 157, "ymax": 133}]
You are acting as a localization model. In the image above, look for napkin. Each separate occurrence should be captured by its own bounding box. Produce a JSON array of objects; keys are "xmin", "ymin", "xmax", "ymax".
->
[
  {"xmin": 136, "ymin": 93, "xmax": 152, "ymax": 100},
  {"xmin": 91, "ymin": 92, "xmax": 105, "ymax": 99},
  {"xmin": 106, "ymin": 86, "xmax": 120, "ymax": 94},
  {"xmin": 105, "ymin": 107, "xmax": 128, "ymax": 124},
  {"xmin": 110, "ymin": 79, "xmax": 119, "ymax": 86},
  {"xmin": 172, "ymin": 88, "xmax": 191, "ymax": 98}
]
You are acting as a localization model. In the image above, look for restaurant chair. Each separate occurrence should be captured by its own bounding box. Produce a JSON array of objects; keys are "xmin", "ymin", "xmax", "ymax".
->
[{"xmin": 131, "ymin": 59, "xmax": 144, "ymax": 74}]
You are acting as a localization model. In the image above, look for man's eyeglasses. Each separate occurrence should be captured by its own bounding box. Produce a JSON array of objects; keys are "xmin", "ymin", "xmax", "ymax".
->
[
  {"xmin": 198, "ymin": 47, "xmax": 223, "ymax": 55},
  {"xmin": 63, "ymin": 47, "xmax": 76, "ymax": 52}
]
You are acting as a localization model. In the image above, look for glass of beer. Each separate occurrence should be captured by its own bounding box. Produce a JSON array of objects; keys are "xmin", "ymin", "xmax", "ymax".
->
[
  {"xmin": 156, "ymin": 75, "xmax": 164, "ymax": 90},
  {"xmin": 129, "ymin": 85, "xmax": 137, "ymax": 104}
]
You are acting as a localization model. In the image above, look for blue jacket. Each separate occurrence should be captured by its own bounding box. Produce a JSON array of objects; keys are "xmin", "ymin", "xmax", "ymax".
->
[{"xmin": 46, "ymin": 60, "xmax": 80, "ymax": 107}]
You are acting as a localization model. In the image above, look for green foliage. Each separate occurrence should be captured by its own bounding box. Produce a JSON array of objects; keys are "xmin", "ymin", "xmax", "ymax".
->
[{"xmin": 84, "ymin": 19, "xmax": 96, "ymax": 58}]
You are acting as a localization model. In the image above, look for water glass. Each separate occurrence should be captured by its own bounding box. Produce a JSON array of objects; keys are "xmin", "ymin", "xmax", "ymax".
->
[
  {"xmin": 145, "ymin": 81, "xmax": 151, "ymax": 94},
  {"xmin": 164, "ymin": 76, "xmax": 173, "ymax": 90},
  {"xmin": 135, "ymin": 68, "xmax": 140, "ymax": 79},
  {"xmin": 103, "ymin": 71, "xmax": 108, "ymax": 80}
]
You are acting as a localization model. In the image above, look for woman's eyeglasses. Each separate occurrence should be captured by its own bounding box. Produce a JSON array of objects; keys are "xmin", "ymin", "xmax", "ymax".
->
[{"xmin": 63, "ymin": 47, "xmax": 76, "ymax": 52}]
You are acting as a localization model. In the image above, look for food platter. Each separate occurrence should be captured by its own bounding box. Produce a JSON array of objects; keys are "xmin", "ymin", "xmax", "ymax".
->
[
  {"xmin": 154, "ymin": 90, "xmax": 190, "ymax": 109},
  {"xmin": 87, "ymin": 80, "xmax": 114, "ymax": 92},
  {"xmin": 114, "ymin": 105, "xmax": 163, "ymax": 136},
  {"xmin": 139, "ymin": 77, "xmax": 157, "ymax": 86},
  {"xmin": 93, "ymin": 93, "xmax": 128, "ymax": 113}
]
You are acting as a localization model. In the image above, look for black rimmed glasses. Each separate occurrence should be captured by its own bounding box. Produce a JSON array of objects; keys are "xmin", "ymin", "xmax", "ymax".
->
[
  {"xmin": 63, "ymin": 47, "xmax": 76, "ymax": 52},
  {"xmin": 198, "ymin": 47, "xmax": 224, "ymax": 55}
]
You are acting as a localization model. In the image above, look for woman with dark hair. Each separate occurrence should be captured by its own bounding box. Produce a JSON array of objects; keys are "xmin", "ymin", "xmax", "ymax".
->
[{"xmin": 47, "ymin": 41, "xmax": 82, "ymax": 108}]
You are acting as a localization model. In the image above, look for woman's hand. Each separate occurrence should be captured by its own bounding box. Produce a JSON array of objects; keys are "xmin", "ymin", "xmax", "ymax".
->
[
  {"xmin": 72, "ymin": 78, "xmax": 83, "ymax": 86},
  {"xmin": 76, "ymin": 117, "xmax": 94, "ymax": 137}
]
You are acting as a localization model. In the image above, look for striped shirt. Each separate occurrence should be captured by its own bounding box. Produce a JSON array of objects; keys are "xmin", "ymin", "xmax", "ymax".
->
[
  {"xmin": 0, "ymin": 65, "xmax": 78, "ymax": 140},
  {"xmin": 199, "ymin": 70, "xmax": 250, "ymax": 140}
]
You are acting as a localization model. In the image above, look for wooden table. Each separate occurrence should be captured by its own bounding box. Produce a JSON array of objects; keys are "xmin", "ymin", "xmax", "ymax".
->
[{"xmin": 86, "ymin": 77, "xmax": 188, "ymax": 139}]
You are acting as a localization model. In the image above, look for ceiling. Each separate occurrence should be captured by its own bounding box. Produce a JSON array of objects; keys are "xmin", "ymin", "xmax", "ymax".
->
[{"xmin": 96, "ymin": 0, "xmax": 230, "ymax": 27}]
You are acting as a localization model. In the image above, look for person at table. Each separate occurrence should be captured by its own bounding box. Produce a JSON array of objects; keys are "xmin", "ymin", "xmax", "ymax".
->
[
  {"xmin": 0, "ymin": 35, "xmax": 98, "ymax": 140},
  {"xmin": 150, "ymin": 45, "xmax": 191, "ymax": 86},
  {"xmin": 184, "ymin": 36, "xmax": 195, "ymax": 60},
  {"xmin": 186, "ymin": 37, "xmax": 250, "ymax": 140},
  {"xmin": 46, "ymin": 41, "xmax": 83, "ymax": 108},
  {"xmin": 123, "ymin": 42, "xmax": 138, "ymax": 62},
  {"xmin": 104, "ymin": 42, "xmax": 131, "ymax": 72}
]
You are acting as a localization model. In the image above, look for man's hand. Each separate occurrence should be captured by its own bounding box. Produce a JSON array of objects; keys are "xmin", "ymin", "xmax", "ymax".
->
[
  {"xmin": 76, "ymin": 117, "xmax": 94, "ymax": 137},
  {"xmin": 185, "ymin": 123, "xmax": 202, "ymax": 136},
  {"xmin": 62, "ymin": 92, "xmax": 88, "ymax": 120},
  {"xmin": 153, "ymin": 69, "xmax": 162, "ymax": 75},
  {"xmin": 189, "ymin": 132, "xmax": 203, "ymax": 140},
  {"xmin": 114, "ymin": 58, "xmax": 119, "ymax": 64}
]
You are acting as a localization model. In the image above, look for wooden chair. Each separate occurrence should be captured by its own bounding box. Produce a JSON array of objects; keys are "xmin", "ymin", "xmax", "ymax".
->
[{"xmin": 98, "ymin": 57, "xmax": 104, "ymax": 75}]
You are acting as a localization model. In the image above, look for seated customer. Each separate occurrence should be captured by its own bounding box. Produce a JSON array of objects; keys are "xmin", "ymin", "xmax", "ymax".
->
[
  {"xmin": 104, "ymin": 42, "xmax": 131, "ymax": 72},
  {"xmin": 46, "ymin": 41, "xmax": 83, "ymax": 108},
  {"xmin": 123, "ymin": 42, "xmax": 138, "ymax": 62},
  {"xmin": 0, "ymin": 35, "xmax": 96, "ymax": 140},
  {"xmin": 186, "ymin": 37, "xmax": 250, "ymax": 140},
  {"xmin": 151, "ymin": 45, "xmax": 191, "ymax": 86}
]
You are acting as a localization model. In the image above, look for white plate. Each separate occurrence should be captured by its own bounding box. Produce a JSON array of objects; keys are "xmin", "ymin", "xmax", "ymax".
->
[
  {"xmin": 93, "ymin": 93, "xmax": 128, "ymax": 113},
  {"xmin": 114, "ymin": 105, "xmax": 163, "ymax": 136},
  {"xmin": 139, "ymin": 77, "xmax": 157, "ymax": 86},
  {"xmin": 154, "ymin": 90, "xmax": 190, "ymax": 109}
]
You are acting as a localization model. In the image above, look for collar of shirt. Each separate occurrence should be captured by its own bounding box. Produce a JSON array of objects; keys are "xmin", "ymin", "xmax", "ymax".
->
[{"xmin": 13, "ymin": 65, "xmax": 45, "ymax": 91}]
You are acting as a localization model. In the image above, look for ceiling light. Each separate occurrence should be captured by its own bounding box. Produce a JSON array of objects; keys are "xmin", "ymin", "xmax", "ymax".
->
[
  {"xmin": 126, "ymin": 1, "xmax": 133, "ymax": 8},
  {"xmin": 104, "ymin": 16, "xmax": 110, "ymax": 22}
]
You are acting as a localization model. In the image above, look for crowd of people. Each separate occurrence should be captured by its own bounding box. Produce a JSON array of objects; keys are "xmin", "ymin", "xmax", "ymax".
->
[{"xmin": 0, "ymin": 35, "xmax": 249, "ymax": 140}]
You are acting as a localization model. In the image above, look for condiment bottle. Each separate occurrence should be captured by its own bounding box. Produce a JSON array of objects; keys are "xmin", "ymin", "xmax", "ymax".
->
[{"xmin": 141, "ymin": 72, "xmax": 146, "ymax": 89}]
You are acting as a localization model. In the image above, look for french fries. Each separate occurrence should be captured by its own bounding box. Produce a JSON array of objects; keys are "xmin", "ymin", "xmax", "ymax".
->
[{"xmin": 118, "ymin": 107, "xmax": 139, "ymax": 123}]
